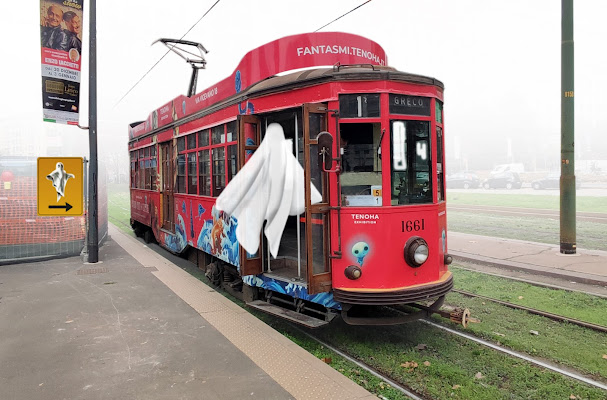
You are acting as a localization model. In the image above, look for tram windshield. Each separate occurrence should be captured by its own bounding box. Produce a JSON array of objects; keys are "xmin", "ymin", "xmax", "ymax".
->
[
  {"xmin": 390, "ymin": 120, "xmax": 432, "ymax": 205},
  {"xmin": 339, "ymin": 123, "xmax": 382, "ymax": 207}
]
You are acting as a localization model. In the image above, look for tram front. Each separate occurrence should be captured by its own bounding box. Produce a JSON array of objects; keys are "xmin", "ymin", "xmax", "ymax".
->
[{"xmin": 327, "ymin": 90, "xmax": 453, "ymax": 324}]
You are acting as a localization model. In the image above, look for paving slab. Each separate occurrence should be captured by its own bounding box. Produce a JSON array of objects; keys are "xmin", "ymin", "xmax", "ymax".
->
[
  {"xmin": 0, "ymin": 237, "xmax": 293, "ymax": 400},
  {"xmin": 449, "ymin": 232, "xmax": 607, "ymax": 286}
]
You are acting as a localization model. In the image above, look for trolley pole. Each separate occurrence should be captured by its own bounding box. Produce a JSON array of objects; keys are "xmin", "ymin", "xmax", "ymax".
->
[
  {"xmin": 560, "ymin": 0, "xmax": 576, "ymax": 254},
  {"xmin": 87, "ymin": 0, "xmax": 99, "ymax": 262}
]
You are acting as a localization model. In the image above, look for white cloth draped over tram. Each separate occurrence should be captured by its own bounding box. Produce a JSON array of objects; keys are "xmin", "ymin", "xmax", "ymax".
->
[{"xmin": 215, "ymin": 123, "xmax": 322, "ymax": 258}]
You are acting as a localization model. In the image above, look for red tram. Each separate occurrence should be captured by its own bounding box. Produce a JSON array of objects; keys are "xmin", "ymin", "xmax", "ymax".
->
[{"xmin": 128, "ymin": 32, "xmax": 453, "ymax": 326}]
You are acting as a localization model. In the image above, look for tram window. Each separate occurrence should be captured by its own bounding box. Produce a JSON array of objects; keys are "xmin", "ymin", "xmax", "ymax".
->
[
  {"xmin": 177, "ymin": 136, "xmax": 186, "ymax": 153},
  {"xmin": 212, "ymin": 125, "xmax": 224, "ymax": 145},
  {"xmin": 436, "ymin": 126, "xmax": 444, "ymax": 202},
  {"xmin": 340, "ymin": 123, "xmax": 382, "ymax": 207},
  {"xmin": 176, "ymin": 154, "xmax": 186, "ymax": 193},
  {"xmin": 187, "ymin": 153, "xmax": 197, "ymax": 194},
  {"xmin": 390, "ymin": 121, "xmax": 432, "ymax": 205},
  {"xmin": 227, "ymin": 145, "xmax": 237, "ymax": 182},
  {"xmin": 198, "ymin": 150, "xmax": 210, "ymax": 196},
  {"xmin": 130, "ymin": 151, "xmax": 137, "ymax": 188},
  {"xmin": 198, "ymin": 129, "xmax": 209, "ymax": 147},
  {"xmin": 187, "ymin": 133, "xmax": 197, "ymax": 150},
  {"xmin": 436, "ymin": 100, "xmax": 443, "ymax": 124},
  {"xmin": 150, "ymin": 145, "xmax": 157, "ymax": 190},
  {"xmin": 151, "ymin": 156, "xmax": 157, "ymax": 191},
  {"xmin": 212, "ymin": 147, "xmax": 226, "ymax": 196},
  {"xmin": 139, "ymin": 158, "xmax": 145, "ymax": 189},
  {"xmin": 144, "ymin": 158, "xmax": 151, "ymax": 190},
  {"xmin": 339, "ymin": 94, "xmax": 380, "ymax": 118},
  {"xmin": 226, "ymin": 121, "xmax": 237, "ymax": 142}
]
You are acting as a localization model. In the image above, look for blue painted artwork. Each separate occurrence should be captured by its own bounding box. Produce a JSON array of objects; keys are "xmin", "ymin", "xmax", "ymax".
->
[
  {"xmin": 351, "ymin": 241, "xmax": 370, "ymax": 267},
  {"xmin": 196, "ymin": 205, "xmax": 240, "ymax": 267},
  {"xmin": 235, "ymin": 70, "xmax": 242, "ymax": 93},
  {"xmin": 165, "ymin": 214, "xmax": 188, "ymax": 253},
  {"xmin": 181, "ymin": 201, "xmax": 186, "ymax": 214},
  {"xmin": 189, "ymin": 201, "xmax": 194, "ymax": 239},
  {"xmin": 242, "ymin": 275, "xmax": 341, "ymax": 310},
  {"xmin": 198, "ymin": 204, "xmax": 206, "ymax": 218}
]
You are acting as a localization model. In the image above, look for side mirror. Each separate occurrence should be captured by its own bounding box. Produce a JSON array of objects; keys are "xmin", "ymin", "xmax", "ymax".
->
[{"xmin": 317, "ymin": 131, "xmax": 333, "ymax": 171}]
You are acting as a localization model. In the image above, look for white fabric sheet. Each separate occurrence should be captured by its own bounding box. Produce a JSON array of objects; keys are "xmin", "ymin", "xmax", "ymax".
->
[
  {"xmin": 46, "ymin": 162, "xmax": 75, "ymax": 202},
  {"xmin": 216, "ymin": 123, "xmax": 322, "ymax": 258}
]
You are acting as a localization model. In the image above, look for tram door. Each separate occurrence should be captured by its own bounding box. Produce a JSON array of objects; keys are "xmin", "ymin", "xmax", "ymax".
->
[
  {"xmin": 160, "ymin": 141, "xmax": 174, "ymax": 232},
  {"xmin": 303, "ymin": 103, "xmax": 331, "ymax": 294},
  {"xmin": 238, "ymin": 115, "xmax": 263, "ymax": 276}
]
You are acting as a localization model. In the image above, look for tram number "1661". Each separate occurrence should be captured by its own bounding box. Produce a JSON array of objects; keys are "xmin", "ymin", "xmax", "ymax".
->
[{"xmin": 402, "ymin": 219, "xmax": 425, "ymax": 232}]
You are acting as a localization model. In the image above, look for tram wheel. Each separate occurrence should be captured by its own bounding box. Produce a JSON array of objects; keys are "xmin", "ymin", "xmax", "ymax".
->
[
  {"xmin": 133, "ymin": 224, "xmax": 144, "ymax": 237},
  {"xmin": 144, "ymin": 229, "xmax": 154, "ymax": 244}
]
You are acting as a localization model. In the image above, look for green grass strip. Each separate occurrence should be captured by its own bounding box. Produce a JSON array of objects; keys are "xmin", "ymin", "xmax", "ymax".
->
[
  {"xmin": 447, "ymin": 192, "xmax": 607, "ymax": 213},
  {"xmin": 448, "ymin": 211, "xmax": 607, "ymax": 251},
  {"xmin": 451, "ymin": 267, "xmax": 607, "ymax": 326}
]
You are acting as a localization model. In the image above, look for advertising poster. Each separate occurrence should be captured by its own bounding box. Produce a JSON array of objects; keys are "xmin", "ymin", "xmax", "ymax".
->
[{"xmin": 40, "ymin": 0, "xmax": 84, "ymax": 124}]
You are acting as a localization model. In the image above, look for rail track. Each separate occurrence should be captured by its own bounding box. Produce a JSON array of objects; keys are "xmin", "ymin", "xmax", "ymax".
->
[
  {"xmin": 419, "ymin": 319, "xmax": 607, "ymax": 391},
  {"xmin": 293, "ymin": 326, "xmax": 426, "ymax": 400},
  {"xmin": 294, "ymin": 308, "xmax": 607, "ymax": 400},
  {"xmin": 452, "ymin": 289, "xmax": 607, "ymax": 334}
]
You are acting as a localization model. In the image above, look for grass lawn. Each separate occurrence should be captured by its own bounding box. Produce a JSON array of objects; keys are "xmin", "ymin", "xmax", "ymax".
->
[
  {"xmin": 447, "ymin": 211, "xmax": 607, "ymax": 251},
  {"xmin": 448, "ymin": 192, "xmax": 607, "ymax": 213},
  {"xmin": 451, "ymin": 267, "xmax": 607, "ymax": 326},
  {"xmin": 107, "ymin": 183, "xmax": 133, "ymax": 235}
]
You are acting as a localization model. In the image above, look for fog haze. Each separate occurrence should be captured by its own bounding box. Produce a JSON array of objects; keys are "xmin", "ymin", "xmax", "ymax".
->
[{"xmin": 1, "ymin": 0, "xmax": 606, "ymax": 178}]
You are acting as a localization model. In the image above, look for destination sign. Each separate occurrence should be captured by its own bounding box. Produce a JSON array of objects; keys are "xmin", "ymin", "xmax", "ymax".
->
[{"xmin": 389, "ymin": 94, "xmax": 431, "ymax": 116}]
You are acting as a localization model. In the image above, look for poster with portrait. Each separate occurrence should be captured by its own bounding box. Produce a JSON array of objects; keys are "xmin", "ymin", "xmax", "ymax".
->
[{"xmin": 40, "ymin": 0, "xmax": 84, "ymax": 124}]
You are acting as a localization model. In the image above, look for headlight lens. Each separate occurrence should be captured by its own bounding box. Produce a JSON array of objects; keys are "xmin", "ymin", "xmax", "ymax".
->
[
  {"xmin": 404, "ymin": 237, "xmax": 429, "ymax": 268},
  {"xmin": 344, "ymin": 265, "xmax": 362, "ymax": 280},
  {"xmin": 414, "ymin": 244, "xmax": 429, "ymax": 264}
]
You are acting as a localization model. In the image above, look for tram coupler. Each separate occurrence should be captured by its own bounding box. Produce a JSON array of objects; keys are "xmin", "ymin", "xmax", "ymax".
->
[{"xmin": 409, "ymin": 304, "xmax": 479, "ymax": 328}]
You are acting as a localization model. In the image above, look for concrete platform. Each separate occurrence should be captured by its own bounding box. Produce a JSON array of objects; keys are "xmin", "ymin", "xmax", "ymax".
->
[
  {"xmin": 449, "ymin": 232, "xmax": 607, "ymax": 287},
  {"xmin": 0, "ymin": 224, "xmax": 373, "ymax": 400}
]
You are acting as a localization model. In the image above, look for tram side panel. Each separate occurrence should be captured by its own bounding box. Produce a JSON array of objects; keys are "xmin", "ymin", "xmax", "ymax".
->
[{"xmin": 154, "ymin": 193, "xmax": 241, "ymax": 268}]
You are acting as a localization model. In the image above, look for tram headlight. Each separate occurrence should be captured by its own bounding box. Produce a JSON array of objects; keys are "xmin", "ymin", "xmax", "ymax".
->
[
  {"xmin": 404, "ymin": 237, "xmax": 429, "ymax": 268},
  {"xmin": 344, "ymin": 265, "xmax": 362, "ymax": 280}
]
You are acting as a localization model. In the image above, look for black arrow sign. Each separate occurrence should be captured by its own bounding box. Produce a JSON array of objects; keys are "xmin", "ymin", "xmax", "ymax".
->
[{"xmin": 48, "ymin": 203, "xmax": 73, "ymax": 212}]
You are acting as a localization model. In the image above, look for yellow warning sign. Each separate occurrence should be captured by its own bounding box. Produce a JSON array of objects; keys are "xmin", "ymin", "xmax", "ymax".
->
[{"xmin": 37, "ymin": 157, "xmax": 83, "ymax": 216}]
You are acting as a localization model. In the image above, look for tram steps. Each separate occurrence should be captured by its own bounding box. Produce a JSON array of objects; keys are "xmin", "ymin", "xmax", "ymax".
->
[{"xmin": 247, "ymin": 300, "xmax": 329, "ymax": 328}]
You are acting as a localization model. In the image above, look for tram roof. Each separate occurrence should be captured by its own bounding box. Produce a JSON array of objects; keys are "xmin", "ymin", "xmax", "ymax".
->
[{"xmin": 128, "ymin": 32, "xmax": 443, "ymax": 142}]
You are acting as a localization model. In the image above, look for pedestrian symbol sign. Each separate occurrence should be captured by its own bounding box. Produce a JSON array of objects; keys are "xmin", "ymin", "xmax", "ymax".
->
[{"xmin": 37, "ymin": 157, "xmax": 83, "ymax": 216}]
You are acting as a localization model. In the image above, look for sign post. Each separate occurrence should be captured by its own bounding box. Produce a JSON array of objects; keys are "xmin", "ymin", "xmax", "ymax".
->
[
  {"xmin": 87, "ymin": 0, "xmax": 98, "ymax": 262},
  {"xmin": 560, "ymin": 0, "xmax": 576, "ymax": 254}
]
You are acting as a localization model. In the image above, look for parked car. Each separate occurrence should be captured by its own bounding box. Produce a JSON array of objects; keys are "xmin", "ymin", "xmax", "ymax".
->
[
  {"xmin": 446, "ymin": 172, "xmax": 480, "ymax": 189},
  {"xmin": 532, "ymin": 173, "xmax": 582, "ymax": 190},
  {"xmin": 482, "ymin": 171, "xmax": 522, "ymax": 189}
]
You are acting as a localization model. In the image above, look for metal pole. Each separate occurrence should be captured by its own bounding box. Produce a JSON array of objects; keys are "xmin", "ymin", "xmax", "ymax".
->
[
  {"xmin": 87, "ymin": 0, "xmax": 99, "ymax": 262},
  {"xmin": 560, "ymin": 0, "xmax": 576, "ymax": 254}
]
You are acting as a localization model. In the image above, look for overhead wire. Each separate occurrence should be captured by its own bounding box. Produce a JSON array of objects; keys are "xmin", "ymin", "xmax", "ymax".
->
[
  {"xmin": 113, "ymin": 0, "xmax": 221, "ymax": 109},
  {"xmin": 313, "ymin": 0, "xmax": 373, "ymax": 32}
]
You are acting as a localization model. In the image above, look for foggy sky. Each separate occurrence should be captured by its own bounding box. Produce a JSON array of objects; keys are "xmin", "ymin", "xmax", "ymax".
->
[{"xmin": 1, "ymin": 0, "xmax": 605, "ymax": 173}]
